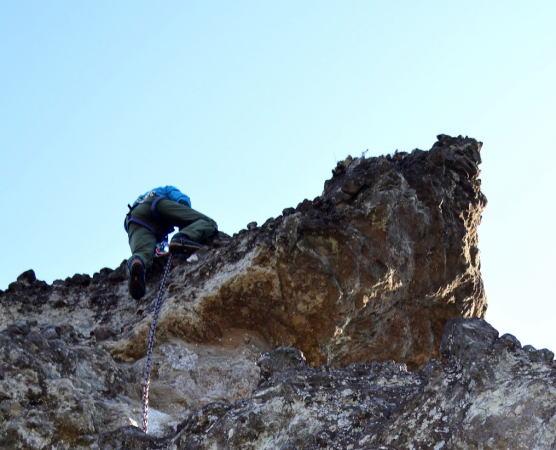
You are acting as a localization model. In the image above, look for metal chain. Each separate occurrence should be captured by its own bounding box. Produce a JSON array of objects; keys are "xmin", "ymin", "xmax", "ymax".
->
[{"xmin": 141, "ymin": 253, "xmax": 173, "ymax": 434}]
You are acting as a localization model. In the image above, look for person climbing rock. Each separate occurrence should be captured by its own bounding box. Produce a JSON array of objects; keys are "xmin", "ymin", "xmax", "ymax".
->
[{"xmin": 124, "ymin": 185, "xmax": 217, "ymax": 300}]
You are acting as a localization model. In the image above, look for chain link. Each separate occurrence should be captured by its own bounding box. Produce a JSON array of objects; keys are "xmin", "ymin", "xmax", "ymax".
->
[{"xmin": 142, "ymin": 253, "xmax": 173, "ymax": 434}]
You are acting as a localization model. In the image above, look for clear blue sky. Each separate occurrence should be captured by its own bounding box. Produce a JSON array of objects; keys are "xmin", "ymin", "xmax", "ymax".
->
[{"xmin": 1, "ymin": 1, "xmax": 554, "ymax": 352}]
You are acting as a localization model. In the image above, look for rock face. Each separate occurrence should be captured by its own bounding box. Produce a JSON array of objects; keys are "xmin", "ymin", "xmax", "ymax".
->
[
  {"xmin": 2, "ymin": 135, "xmax": 552, "ymax": 449},
  {"xmin": 98, "ymin": 319, "xmax": 556, "ymax": 449}
]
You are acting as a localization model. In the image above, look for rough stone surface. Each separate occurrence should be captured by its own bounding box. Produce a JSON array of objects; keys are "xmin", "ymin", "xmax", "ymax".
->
[
  {"xmin": 98, "ymin": 320, "xmax": 555, "ymax": 449},
  {"xmin": 1, "ymin": 136, "xmax": 551, "ymax": 449}
]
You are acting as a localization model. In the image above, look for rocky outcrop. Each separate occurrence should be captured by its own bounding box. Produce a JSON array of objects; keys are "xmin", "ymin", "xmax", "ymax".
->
[
  {"xmin": 113, "ymin": 134, "xmax": 485, "ymax": 370},
  {"xmin": 2, "ymin": 135, "xmax": 550, "ymax": 449}
]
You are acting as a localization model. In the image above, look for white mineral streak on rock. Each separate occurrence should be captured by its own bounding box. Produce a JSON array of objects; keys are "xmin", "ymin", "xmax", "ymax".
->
[{"xmin": 144, "ymin": 408, "xmax": 177, "ymax": 437}]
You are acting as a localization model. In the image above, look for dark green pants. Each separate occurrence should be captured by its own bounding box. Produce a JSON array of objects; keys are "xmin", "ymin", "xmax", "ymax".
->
[{"xmin": 126, "ymin": 198, "xmax": 217, "ymax": 269}]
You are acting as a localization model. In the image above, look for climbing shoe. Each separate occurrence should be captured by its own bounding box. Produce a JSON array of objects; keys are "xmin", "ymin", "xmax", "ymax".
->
[
  {"xmin": 169, "ymin": 233, "xmax": 203, "ymax": 256},
  {"xmin": 128, "ymin": 257, "xmax": 146, "ymax": 300}
]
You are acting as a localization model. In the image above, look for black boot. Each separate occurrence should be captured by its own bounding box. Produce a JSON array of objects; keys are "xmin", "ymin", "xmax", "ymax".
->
[
  {"xmin": 128, "ymin": 257, "xmax": 146, "ymax": 300},
  {"xmin": 169, "ymin": 233, "xmax": 203, "ymax": 256}
]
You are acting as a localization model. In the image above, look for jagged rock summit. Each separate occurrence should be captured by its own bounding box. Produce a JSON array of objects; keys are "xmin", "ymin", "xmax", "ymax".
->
[{"xmin": 1, "ymin": 135, "xmax": 554, "ymax": 449}]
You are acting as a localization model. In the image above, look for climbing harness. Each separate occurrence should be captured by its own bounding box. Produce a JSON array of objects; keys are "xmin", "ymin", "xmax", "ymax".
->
[
  {"xmin": 124, "ymin": 195, "xmax": 175, "ymax": 243},
  {"xmin": 141, "ymin": 253, "xmax": 174, "ymax": 434}
]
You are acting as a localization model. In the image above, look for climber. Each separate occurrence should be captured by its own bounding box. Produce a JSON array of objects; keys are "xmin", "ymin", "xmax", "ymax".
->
[{"xmin": 124, "ymin": 185, "xmax": 217, "ymax": 300}]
